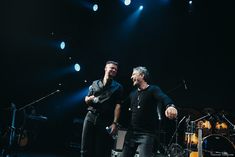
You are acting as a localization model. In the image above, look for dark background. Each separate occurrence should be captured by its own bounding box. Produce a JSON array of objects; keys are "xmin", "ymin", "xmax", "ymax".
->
[{"xmin": 0, "ymin": 0, "xmax": 235, "ymax": 153}]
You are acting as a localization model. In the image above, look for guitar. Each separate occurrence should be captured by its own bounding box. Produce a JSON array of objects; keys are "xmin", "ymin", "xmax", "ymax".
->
[{"xmin": 17, "ymin": 129, "xmax": 29, "ymax": 148}]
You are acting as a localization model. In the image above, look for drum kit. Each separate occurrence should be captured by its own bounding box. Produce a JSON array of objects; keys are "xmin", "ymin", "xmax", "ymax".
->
[{"xmin": 183, "ymin": 108, "xmax": 235, "ymax": 157}]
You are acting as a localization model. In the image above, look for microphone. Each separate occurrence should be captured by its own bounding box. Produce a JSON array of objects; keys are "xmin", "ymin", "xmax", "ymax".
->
[{"xmin": 183, "ymin": 80, "xmax": 188, "ymax": 90}]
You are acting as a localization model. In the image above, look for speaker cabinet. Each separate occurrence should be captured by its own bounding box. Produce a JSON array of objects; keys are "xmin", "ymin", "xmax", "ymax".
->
[
  {"xmin": 114, "ymin": 129, "xmax": 127, "ymax": 150},
  {"xmin": 111, "ymin": 149, "xmax": 139, "ymax": 157}
]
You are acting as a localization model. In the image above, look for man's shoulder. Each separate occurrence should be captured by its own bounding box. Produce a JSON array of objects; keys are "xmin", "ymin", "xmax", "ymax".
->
[
  {"xmin": 149, "ymin": 84, "xmax": 160, "ymax": 88},
  {"xmin": 149, "ymin": 85, "xmax": 161, "ymax": 91}
]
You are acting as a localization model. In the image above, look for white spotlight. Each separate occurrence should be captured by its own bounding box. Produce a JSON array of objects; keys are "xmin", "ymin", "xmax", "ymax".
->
[
  {"xmin": 124, "ymin": 0, "xmax": 131, "ymax": 6},
  {"xmin": 74, "ymin": 63, "xmax": 81, "ymax": 72},
  {"xmin": 189, "ymin": 0, "xmax": 192, "ymax": 5},
  {"xmin": 93, "ymin": 4, "xmax": 98, "ymax": 12},
  {"xmin": 60, "ymin": 41, "xmax": 65, "ymax": 50},
  {"xmin": 139, "ymin": 5, "xmax": 143, "ymax": 10}
]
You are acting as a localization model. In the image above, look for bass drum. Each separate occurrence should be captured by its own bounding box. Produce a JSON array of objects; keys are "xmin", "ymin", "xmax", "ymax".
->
[{"xmin": 202, "ymin": 134, "xmax": 235, "ymax": 157}]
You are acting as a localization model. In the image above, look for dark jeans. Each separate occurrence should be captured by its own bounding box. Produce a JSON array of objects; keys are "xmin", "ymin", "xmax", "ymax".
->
[
  {"xmin": 120, "ymin": 131, "xmax": 155, "ymax": 157},
  {"xmin": 80, "ymin": 111, "xmax": 113, "ymax": 157}
]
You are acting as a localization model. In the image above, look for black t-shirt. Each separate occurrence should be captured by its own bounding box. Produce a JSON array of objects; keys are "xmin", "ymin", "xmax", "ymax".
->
[{"xmin": 129, "ymin": 85, "xmax": 174, "ymax": 133}]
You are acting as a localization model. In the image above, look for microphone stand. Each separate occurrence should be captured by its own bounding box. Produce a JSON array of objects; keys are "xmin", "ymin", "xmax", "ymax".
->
[
  {"xmin": 3, "ymin": 89, "xmax": 60, "ymax": 157},
  {"xmin": 18, "ymin": 89, "xmax": 60, "ymax": 111},
  {"xmin": 9, "ymin": 104, "xmax": 16, "ymax": 148},
  {"xmin": 3, "ymin": 103, "xmax": 17, "ymax": 157}
]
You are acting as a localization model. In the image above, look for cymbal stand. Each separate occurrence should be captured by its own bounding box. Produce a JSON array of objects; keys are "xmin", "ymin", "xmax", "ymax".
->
[
  {"xmin": 222, "ymin": 114, "xmax": 235, "ymax": 130},
  {"xmin": 184, "ymin": 117, "xmax": 194, "ymax": 157},
  {"xmin": 192, "ymin": 113, "xmax": 211, "ymax": 123}
]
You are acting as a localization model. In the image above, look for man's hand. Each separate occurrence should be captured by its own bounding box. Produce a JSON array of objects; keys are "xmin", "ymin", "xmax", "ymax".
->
[
  {"xmin": 109, "ymin": 123, "xmax": 118, "ymax": 135},
  {"xmin": 165, "ymin": 106, "xmax": 178, "ymax": 119},
  {"xmin": 85, "ymin": 95, "xmax": 95, "ymax": 104}
]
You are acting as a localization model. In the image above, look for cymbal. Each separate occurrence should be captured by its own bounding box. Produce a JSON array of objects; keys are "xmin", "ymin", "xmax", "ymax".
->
[
  {"xmin": 179, "ymin": 108, "xmax": 201, "ymax": 119},
  {"xmin": 202, "ymin": 107, "xmax": 215, "ymax": 114},
  {"xmin": 218, "ymin": 110, "xmax": 229, "ymax": 116}
]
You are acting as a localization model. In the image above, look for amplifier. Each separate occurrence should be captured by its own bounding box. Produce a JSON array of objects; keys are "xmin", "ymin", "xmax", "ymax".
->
[
  {"xmin": 111, "ymin": 149, "xmax": 139, "ymax": 157},
  {"xmin": 114, "ymin": 129, "xmax": 127, "ymax": 150}
]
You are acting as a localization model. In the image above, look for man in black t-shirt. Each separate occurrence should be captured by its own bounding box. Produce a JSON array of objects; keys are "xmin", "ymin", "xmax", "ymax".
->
[
  {"xmin": 120, "ymin": 66, "xmax": 178, "ymax": 157},
  {"xmin": 80, "ymin": 61, "xmax": 123, "ymax": 157}
]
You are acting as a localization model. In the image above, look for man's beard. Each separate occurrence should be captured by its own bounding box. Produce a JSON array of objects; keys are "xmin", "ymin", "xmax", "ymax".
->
[{"xmin": 133, "ymin": 81, "xmax": 139, "ymax": 87}]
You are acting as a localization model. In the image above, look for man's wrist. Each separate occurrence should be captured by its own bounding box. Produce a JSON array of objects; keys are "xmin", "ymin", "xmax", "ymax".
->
[
  {"xmin": 166, "ymin": 104, "xmax": 176, "ymax": 109},
  {"xmin": 112, "ymin": 122, "xmax": 118, "ymax": 125}
]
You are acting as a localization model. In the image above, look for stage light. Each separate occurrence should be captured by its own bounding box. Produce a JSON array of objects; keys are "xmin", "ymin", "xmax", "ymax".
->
[
  {"xmin": 188, "ymin": 0, "xmax": 193, "ymax": 13},
  {"xmin": 74, "ymin": 63, "xmax": 81, "ymax": 72},
  {"xmin": 139, "ymin": 5, "xmax": 143, "ymax": 10},
  {"xmin": 60, "ymin": 41, "xmax": 65, "ymax": 50},
  {"xmin": 93, "ymin": 4, "xmax": 98, "ymax": 11},
  {"xmin": 124, "ymin": 0, "xmax": 131, "ymax": 6},
  {"xmin": 121, "ymin": 4, "xmax": 144, "ymax": 33}
]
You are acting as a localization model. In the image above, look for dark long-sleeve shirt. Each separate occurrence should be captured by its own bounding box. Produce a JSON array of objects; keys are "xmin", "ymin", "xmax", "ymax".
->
[{"xmin": 129, "ymin": 85, "xmax": 174, "ymax": 133}]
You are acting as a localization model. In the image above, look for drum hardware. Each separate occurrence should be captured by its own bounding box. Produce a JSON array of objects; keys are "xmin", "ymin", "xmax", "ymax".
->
[
  {"xmin": 188, "ymin": 121, "xmax": 209, "ymax": 157},
  {"xmin": 192, "ymin": 121, "xmax": 203, "ymax": 157},
  {"xmin": 166, "ymin": 116, "xmax": 186, "ymax": 157},
  {"xmin": 166, "ymin": 143, "xmax": 185, "ymax": 157},
  {"xmin": 202, "ymin": 108, "xmax": 215, "ymax": 116},
  {"xmin": 184, "ymin": 134, "xmax": 235, "ymax": 157},
  {"xmin": 192, "ymin": 113, "xmax": 211, "ymax": 124},
  {"xmin": 186, "ymin": 112, "xmax": 235, "ymax": 157},
  {"xmin": 222, "ymin": 114, "xmax": 235, "ymax": 130},
  {"xmin": 184, "ymin": 113, "xmax": 212, "ymax": 157}
]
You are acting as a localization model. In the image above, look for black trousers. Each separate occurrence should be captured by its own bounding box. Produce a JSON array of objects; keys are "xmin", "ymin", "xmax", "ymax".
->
[
  {"xmin": 120, "ymin": 131, "xmax": 155, "ymax": 157},
  {"xmin": 80, "ymin": 111, "xmax": 113, "ymax": 157}
]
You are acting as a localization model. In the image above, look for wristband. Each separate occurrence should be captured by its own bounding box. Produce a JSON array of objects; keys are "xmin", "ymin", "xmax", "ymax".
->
[{"xmin": 112, "ymin": 122, "xmax": 118, "ymax": 125}]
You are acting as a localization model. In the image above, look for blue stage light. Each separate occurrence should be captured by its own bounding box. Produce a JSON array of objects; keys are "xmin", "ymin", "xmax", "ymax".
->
[
  {"xmin": 74, "ymin": 63, "xmax": 81, "ymax": 72},
  {"xmin": 93, "ymin": 4, "xmax": 98, "ymax": 11},
  {"xmin": 139, "ymin": 5, "xmax": 143, "ymax": 10},
  {"xmin": 60, "ymin": 41, "xmax": 65, "ymax": 50},
  {"xmin": 124, "ymin": 0, "xmax": 131, "ymax": 6}
]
